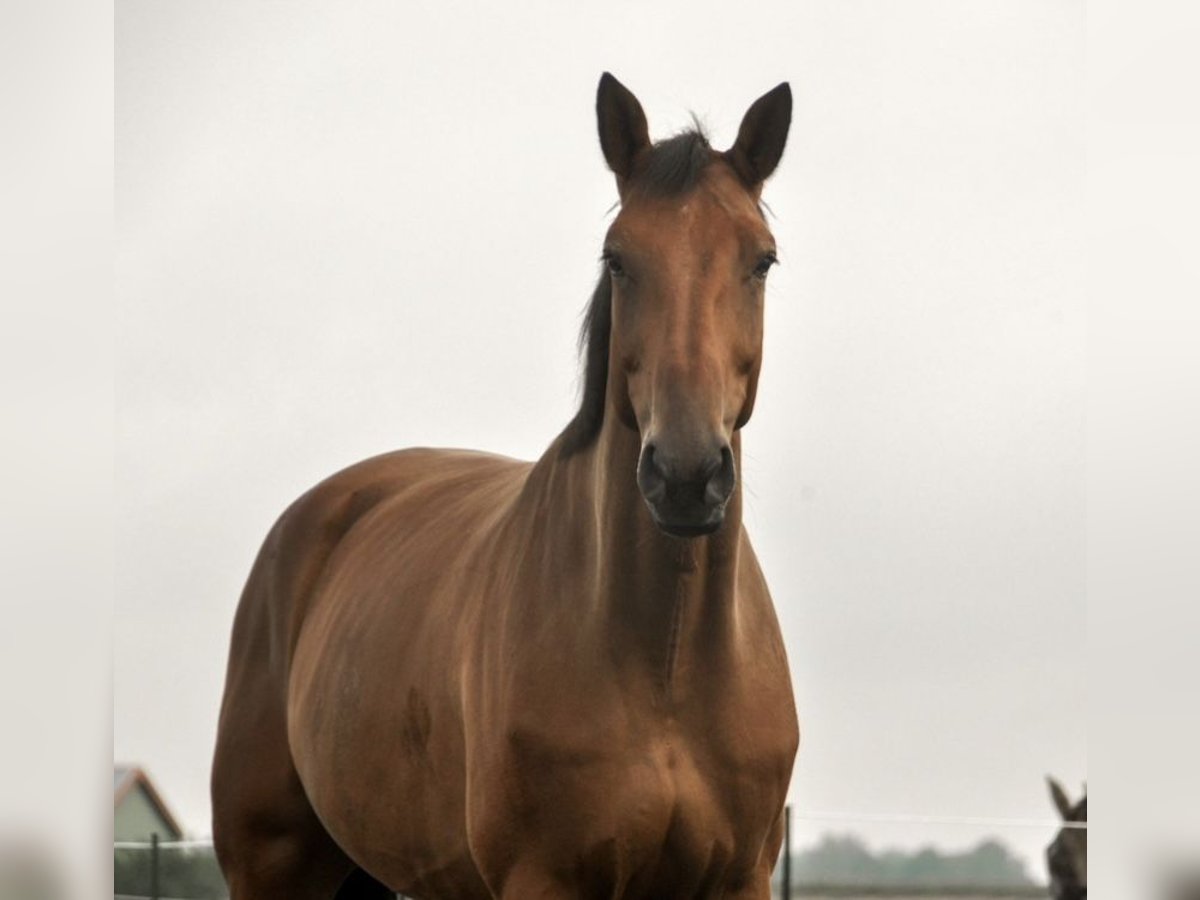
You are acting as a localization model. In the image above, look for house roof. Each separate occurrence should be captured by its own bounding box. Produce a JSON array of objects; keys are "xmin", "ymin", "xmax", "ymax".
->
[{"xmin": 114, "ymin": 764, "xmax": 184, "ymax": 839}]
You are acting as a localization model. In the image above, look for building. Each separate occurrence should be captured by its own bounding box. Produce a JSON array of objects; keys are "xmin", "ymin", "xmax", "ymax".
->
[{"xmin": 114, "ymin": 764, "xmax": 183, "ymax": 843}]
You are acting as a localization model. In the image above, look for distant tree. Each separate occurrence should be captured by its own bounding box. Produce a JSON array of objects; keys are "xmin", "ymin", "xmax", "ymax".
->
[
  {"xmin": 791, "ymin": 832, "xmax": 1037, "ymax": 889},
  {"xmin": 958, "ymin": 838, "xmax": 1035, "ymax": 886},
  {"xmin": 790, "ymin": 833, "xmax": 877, "ymax": 885}
]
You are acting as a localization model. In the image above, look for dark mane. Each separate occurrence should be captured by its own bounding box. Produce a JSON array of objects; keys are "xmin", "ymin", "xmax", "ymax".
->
[
  {"xmin": 559, "ymin": 268, "xmax": 612, "ymax": 457},
  {"xmin": 559, "ymin": 127, "xmax": 716, "ymax": 458},
  {"xmin": 631, "ymin": 125, "xmax": 715, "ymax": 196}
]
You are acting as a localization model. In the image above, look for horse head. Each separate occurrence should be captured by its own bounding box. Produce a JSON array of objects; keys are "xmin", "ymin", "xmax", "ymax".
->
[
  {"xmin": 1047, "ymin": 775, "xmax": 1087, "ymax": 899},
  {"xmin": 593, "ymin": 73, "xmax": 791, "ymax": 537}
]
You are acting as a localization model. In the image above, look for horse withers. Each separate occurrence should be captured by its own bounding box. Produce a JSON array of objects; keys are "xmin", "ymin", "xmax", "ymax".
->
[{"xmin": 212, "ymin": 73, "xmax": 799, "ymax": 900}]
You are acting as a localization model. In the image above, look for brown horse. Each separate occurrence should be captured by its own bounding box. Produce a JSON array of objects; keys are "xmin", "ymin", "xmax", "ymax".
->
[
  {"xmin": 1046, "ymin": 777, "xmax": 1087, "ymax": 900},
  {"xmin": 212, "ymin": 73, "xmax": 798, "ymax": 900}
]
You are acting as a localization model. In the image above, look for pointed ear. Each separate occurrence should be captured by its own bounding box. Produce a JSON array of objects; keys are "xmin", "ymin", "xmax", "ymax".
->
[
  {"xmin": 596, "ymin": 72, "xmax": 650, "ymax": 184},
  {"xmin": 1047, "ymin": 776, "xmax": 1073, "ymax": 819},
  {"xmin": 725, "ymin": 82, "xmax": 792, "ymax": 189}
]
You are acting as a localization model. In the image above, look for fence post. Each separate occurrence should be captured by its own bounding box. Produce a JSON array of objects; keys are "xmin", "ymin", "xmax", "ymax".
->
[
  {"xmin": 150, "ymin": 832, "xmax": 159, "ymax": 900},
  {"xmin": 781, "ymin": 804, "xmax": 791, "ymax": 900}
]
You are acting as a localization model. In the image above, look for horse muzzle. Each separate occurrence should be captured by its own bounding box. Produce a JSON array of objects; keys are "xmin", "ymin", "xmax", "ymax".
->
[{"xmin": 637, "ymin": 441, "xmax": 735, "ymax": 537}]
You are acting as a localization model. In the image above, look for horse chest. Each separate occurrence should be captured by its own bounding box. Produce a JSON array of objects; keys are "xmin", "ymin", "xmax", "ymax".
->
[{"xmin": 472, "ymin": 717, "xmax": 785, "ymax": 897}]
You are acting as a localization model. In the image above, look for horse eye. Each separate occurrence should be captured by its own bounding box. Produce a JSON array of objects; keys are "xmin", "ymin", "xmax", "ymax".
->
[
  {"xmin": 752, "ymin": 252, "xmax": 778, "ymax": 280},
  {"xmin": 603, "ymin": 252, "xmax": 625, "ymax": 277}
]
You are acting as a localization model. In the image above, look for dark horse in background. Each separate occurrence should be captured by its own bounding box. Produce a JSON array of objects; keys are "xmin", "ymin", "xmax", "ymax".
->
[
  {"xmin": 212, "ymin": 73, "xmax": 799, "ymax": 899},
  {"xmin": 1046, "ymin": 776, "xmax": 1087, "ymax": 900}
]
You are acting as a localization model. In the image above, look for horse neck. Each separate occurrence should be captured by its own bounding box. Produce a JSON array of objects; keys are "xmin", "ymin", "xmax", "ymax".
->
[{"xmin": 536, "ymin": 415, "xmax": 746, "ymax": 692}]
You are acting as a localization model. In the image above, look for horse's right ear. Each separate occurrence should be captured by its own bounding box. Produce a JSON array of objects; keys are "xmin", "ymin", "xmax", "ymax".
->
[
  {"xmin": 596, "ymin": 72, "xmax": 650, "ymax": 187},
  {"xmin": 726, "ymin": 82, "xmax": 792, "ymax": 191},
  {"xmin": 1047, "ymin": 775, "xmax": 1073, "ymax": 819}
]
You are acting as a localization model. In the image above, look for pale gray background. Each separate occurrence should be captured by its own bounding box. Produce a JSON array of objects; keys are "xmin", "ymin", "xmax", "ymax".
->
[{"xmin": 115, "ymin": 0, "xmax": 1085, "ymax": 878}]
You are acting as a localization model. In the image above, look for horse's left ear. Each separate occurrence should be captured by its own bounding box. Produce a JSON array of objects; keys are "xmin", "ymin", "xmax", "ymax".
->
[
  {"xmin": 725, "ymin": 82, "xmax": 792, "ymax": 190},
  {"xmin": 1047, "ymin": 775, "xmax": 1073, "ymax": 820}
]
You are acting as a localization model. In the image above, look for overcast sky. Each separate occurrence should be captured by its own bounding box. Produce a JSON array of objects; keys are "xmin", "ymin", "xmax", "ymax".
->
[{"xmin": 115, "ymin": 0, "xmax": 1084, "ymax": 878}]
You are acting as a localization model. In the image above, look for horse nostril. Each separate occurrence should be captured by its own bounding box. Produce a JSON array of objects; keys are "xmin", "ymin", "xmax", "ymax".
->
[
  {"xmin": 637, "ymin": 444, "xmax": 667, "ymax": 503},
  {"xmin": 643, "ymin": 443, "xmax": 660, "ymax": 476},
  {"xmin": 704, "ymin": 445, "xmax": 736, "ymax": 506}
]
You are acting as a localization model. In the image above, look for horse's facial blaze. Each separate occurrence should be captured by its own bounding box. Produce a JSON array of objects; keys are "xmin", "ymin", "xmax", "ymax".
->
[{"xmin": 605, "ymin": 167, "xmax": 775, "ymax": 537}]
